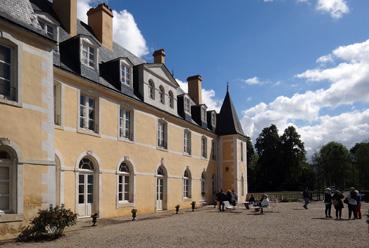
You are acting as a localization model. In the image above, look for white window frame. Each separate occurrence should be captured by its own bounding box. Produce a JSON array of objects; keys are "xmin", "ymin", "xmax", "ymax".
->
[
  {"xmin": 201, "ymin": 107, "xmax": 207, "ymax": 123},
  {"xmin": 183, "ymin": 129, "xmax": 191, "ymax": 155},
  {"xmin": 201, "ymin": 136, "xmax": 208, "ymax": 158},
  {"xmin": 211, "ymin": 112, "xmax": 216, "ymax": 127},
  {"xmin": 157, "ymin": 119, "xmax": 168, "ymax": 149},
  {"xmin": 184, "ymin": 96, "xmax": 191, "ymax": 114},
  {"xmin": 120, "ymin": 60, "xmax": 132, "ymax": 87},
  {"xmin": 54, "ymin": 82, "xmax": 62, "ymax": 126},
  {"xmin": 117, "ymin": 163, "xmax": 133, "ymax": 203},
  {"xmin": 119, "ymin": 105, "xmax": 133, "ymax": 141},
  {"xmin": 0, "ymin": 149, "xmax": 16, "ymax": 214},
  {"xmin": 38, "ymin": 19, "xmax": 55, "ymax": 39},
  {"xmin": 79, "ymin": 92, "xmax": 99, "ymax": 133},
  {"xmin": 183, "ymin": 169, "xmax": 191, "ymax": 199},
  {"xmin": 80, "ymin": 39, "xmax": 97, "ymax": 69}
]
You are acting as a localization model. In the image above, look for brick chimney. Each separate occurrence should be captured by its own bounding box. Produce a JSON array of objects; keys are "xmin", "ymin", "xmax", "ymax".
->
[
  {"xmin": 53, "ymin": 0, "xmax": 77, "ymax": 36},
  {"xmin": 87, "ymin": 3, "xmax": 114, "ymax": 50},
  {"xmin": 187, "ymin": 75, "xmax": 203, "ymax": 105},
  {"xmin": 153, "ymin": 49, "xmax": 166, "ymax": 64}
]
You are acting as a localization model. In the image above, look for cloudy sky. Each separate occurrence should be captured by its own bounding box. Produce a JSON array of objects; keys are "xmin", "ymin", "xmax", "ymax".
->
[{"xmin": 78, "ymin": 0, "xmax": 369, "ymax": 157}]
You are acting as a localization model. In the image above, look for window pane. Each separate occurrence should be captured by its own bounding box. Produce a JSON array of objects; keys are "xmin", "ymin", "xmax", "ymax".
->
[
  {"xmin": 79, "ymin": 175, "xmax": 84, "ymax": 184},
  {"xmin": 87, "ymin": 184, "xmax": 93, "ymax": 194},
  {"xmin": 118, "ymin": 193, "xmax": 122, "ymax": 201},
  {"xmin": 0, "ymin": 45, "xmax": 10, "ymax": 63},
  {"xmin": 78, "ymin": 194, "xmax": 84, "ymax": 204},
  {"xmin": 0, "ymin": 182, "xmax": 9, "ymax": 194},
  {"xmin": 0, "ymin": 63, "xmax": 10, "ymax": 80},
  {"xmin": 0, "ymin": 79, "xmax": 10, "ymax": 97},
  {"xmin": 88, "ymin": 175, "xmax": 93, "ymax": 184},
  {"xmin": 0, "ymin": 196, "xmax": 9, "ymax": 210},
  {"xmin": 87, "ymin": 194, "xmax": 93, "ymax": 203},
  {"xmin": 88, "ymin": 120, "xmax": 95, "ymax": 130},
  {"xmin": 0, "ymin": 167, "xmax": 9, "ymax": 180}
]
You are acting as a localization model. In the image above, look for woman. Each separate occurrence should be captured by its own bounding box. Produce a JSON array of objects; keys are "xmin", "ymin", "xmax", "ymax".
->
[
  {"xmin": 332, "ymin": 190, "xmax": 344, "ymax": 220},
  {"xmin": 346, "ymin": 187, "xmax": 357, "ymax": 219},
  {"xmin": 324, "ymin": 188, "xmax": 332, "ymax": 218},
  {"xmin": 259, "ymin": 194, "xmax": 270, "ymax": 214}
]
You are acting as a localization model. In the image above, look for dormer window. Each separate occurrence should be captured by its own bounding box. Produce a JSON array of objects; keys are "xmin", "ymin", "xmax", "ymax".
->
[
  {"xmin": 211, "ymin": 112, "xmax": 216, "ymax": 127},
  {"xmin": 149, "ymin": 80, "xmax": 155, "ymax": 100},
  {"xmin": 120, "ymin": 61, "xmax": 131, "ymax": 87},
  {"xmin": 159, "ymin": 85, "xmax": 165, "ymax": 104},
  {"xmin": 81, "ymin": 40, "xmax": 96, "ymax": 69},
  {"xmin": 39, "ymin": 20, "xmax": 55, "ymax": 38},
  {"xmin": 201, "ymin": 107, "xmax": 207, "ymax": 123},
  {"xmin": 184, "ymin": 97, "xmax": 191, "ymax": 114},
  {"xmin": 169, "ymin": 90, "xmax": 174, "ymax": 108}
]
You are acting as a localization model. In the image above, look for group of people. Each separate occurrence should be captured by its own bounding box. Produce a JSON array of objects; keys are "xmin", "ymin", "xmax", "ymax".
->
[
  {"xmin": 323, "ymin": 187, "xmax": 363, "ymax": 220},
  {"xmin": 215, "ymin": 189, "xmax": 238, "ymax": 212},
  {"xmin": 246, "ymin": 193, "xmax": 270, "ymax": 214}
]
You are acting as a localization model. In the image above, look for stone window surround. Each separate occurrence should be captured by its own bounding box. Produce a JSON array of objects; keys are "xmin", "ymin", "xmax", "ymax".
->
[
  {"xmin": 80, "ymin": 38, "xmax": 98, "ymax": 70},
  {"xmin": 157, "ymin": 118, "xmax": 168, "ymax": 150},
  {"xmin": 0, "ymin": 31, "xmax": 22, "ymax": 107},
  {"xmin": 118, "ymin": 104, "xmax": 134, "ymax": 141},
  {"xmin": 116, "ymin": 159, "xmax": 135, "ymax": 208},
  {"xmin": 183, "ymin": 129, "xmax": 191, "ymax": 155},
  {"xmin": 120, "ymin": 59, "xmax": 132, "ymax": 88},
  {"xmin": 201, "ymin": 136, "xmax": 208, "ymax": 159},
  {"xmin": 183, "ymin": 168, "xmax": 192, "ymax": 199},
  {"xmin": 77, "ymin": 89, "xmax": 100, "ymax": 136}
]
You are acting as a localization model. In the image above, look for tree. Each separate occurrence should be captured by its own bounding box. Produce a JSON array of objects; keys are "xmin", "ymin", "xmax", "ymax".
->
[
  {"xmin": 350, "ymin": 142, "xmax": 369, "ymax": 190},
  {"xmin": 255, "ymin": 124, "xmax": 282, "ymax": 191},
  {"xmin": 246, "ymin": 136, "xmax": 255, "ymax": 166},
  {"xmin": 246, "ymin": 136, "xmax": 257, "ymax": 192},
  {"xmin": 316, "ymin": 142, "xmax": 352, "ymax": 189},
  {"xmin": 280, "ymin": 126, "xmax": 306, "ymax": 190}
]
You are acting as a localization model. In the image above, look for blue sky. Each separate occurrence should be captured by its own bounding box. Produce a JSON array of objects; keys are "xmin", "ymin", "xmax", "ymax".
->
[{"xmin": 78, "ymin": 0, "xmax": 369, "ymax": 157}]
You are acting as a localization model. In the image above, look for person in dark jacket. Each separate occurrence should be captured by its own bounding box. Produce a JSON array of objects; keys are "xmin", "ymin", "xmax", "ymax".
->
[
  {"xmin": 230, "ymin": 189, "xmax": 238, "ymax": 206},
  {"xmin": 346, "ymin": 187, "xmax": 358, "ymax": 219},
  {"xmin": 216, "ymin": 189, "xmax": 225, "ymax": 212},
  {"xmin": 332, "ymin": 190, "xmax": 344, "ymax": 220},
  {"xmin": 324, "ymin": 188, "xmax": 333, "ymax": 218}
]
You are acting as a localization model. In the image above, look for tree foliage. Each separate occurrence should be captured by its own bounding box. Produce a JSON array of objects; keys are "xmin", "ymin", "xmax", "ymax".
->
[{"xmin": 350, "ymin": 142, "xmax": 369, "ymax": 189}]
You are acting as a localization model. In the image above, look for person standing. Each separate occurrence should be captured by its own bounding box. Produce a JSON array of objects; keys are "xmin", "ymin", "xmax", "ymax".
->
[
  {"xmin": 303, "ymin": 187, "xmax": 310, "ymax": 209},
  {"xmin": 347, "ymin": 187, "xmax": 358, "ymax": 220},
  {"xmin": 231, "ymin": 189, "xmax": 238, "ymax": 207},
  {"xmin": 355, "ymin": 189, "xmax": 362, "ymax": 219},
  {"xmin": 216, "ymin": 189, "xmax": 225, "ymax": 212},
  {"xmin": 324, "ymin": 188, "xmax": 333, "ymax": 218},
  {"xmin": 332, "ymin": 190, "xmax": 344, "ymax": 220}
]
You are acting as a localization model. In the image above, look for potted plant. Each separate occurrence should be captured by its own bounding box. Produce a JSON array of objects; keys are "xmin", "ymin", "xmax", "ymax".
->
[
  {"xmin": 191, "ymin": 201, "xmax": 196, "ymax": 212},
  {"xmin": 131, "ymin": 208, "xmax": 137, "ymax": 221},
  {"xmin": 175, "ymin": 204, "xmax": 180, "ymax": 214}
]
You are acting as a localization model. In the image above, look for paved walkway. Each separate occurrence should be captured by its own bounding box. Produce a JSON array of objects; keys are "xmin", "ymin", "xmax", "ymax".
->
[{"xmin": 1, "ymin": 202, "xmax": 368, "ymax": 248}]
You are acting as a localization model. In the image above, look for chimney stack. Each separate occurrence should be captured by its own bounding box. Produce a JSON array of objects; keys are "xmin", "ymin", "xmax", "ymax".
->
[
  {"xmin": 87, "ymin": 3, "xmax": 114, "ymax": 50},
  {"xmin": 153, "ymin": 49, "xmax": 166, "ymax": 64},
  {"xmin": 53, "ymin": 0, "xmax": 77, "ymax": 36},
  {"xmin": 187, "ymin": 75, "xmax": 203, "ymax": 105}
]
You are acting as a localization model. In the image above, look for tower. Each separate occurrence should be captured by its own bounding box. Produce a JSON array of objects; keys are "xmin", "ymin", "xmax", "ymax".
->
[{"xmin": 216, "ymin": 88, "xmax": 248, "ymax": 198}]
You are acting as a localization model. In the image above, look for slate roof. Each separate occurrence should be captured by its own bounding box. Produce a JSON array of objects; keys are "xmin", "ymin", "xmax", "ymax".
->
[{"xmin": 216, "ymin": 90, "xmax": 245, "ymax": 136}]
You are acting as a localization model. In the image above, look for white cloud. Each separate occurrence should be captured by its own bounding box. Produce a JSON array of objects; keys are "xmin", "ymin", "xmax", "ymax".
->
[
  {"xmin": 77, "ymin": 0, "xmax": 148, "ymax": 57},
  {"xmin": 243, "ymin": 76, "xmax": 264, "ymax": 85},
  {"xmin": 176, "ymin": 79, "xmax": 222, "ymax": 112},
  {"xmin": 242, "ymin": 38, "xmax": 369, "ymax": 157},
  {"xmin": 316, "ymin": 0, "xmax": 349, "ymax": 19},
  {"xmin": 316, "ymin": 54, "xmax": 334, "ymax": 64}
]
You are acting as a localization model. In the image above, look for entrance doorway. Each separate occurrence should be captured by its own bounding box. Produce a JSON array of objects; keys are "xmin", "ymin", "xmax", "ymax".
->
[
  {"xmin": 156, "ymin": 166, "xmax": 167, "ymax": 211},
  {"xmin": 77, "ymin": 157, "xmax": 97, "ymax": 217}
]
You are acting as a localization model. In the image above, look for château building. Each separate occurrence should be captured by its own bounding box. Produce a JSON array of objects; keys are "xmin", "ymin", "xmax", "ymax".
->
[{"xmin": 0, "ymin": 0, "xmax": 247, "ymax": 238}]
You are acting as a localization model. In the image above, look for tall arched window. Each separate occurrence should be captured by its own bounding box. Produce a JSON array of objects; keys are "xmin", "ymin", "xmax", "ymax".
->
[
  {"xmin": 159, "ymin": 85, "xmax": 165, "ymax": 104},
  {"xmin": 168, "ymin": 90, "xmax": 174, "ymax": 108},
  {"xmin": 241, "ymin": 175, "xmax": 245, "ymax": 196},
  {"xmin": 183, "ymin": 169, "xmax": 192, "ymax": 198},
  {"xmin": 201, "ymin": 172, "xmax": 206, "ymax": 196},
  {"xmin": 118, "ymin": 162, "xmax": 133, "ymax": 203},
  {"xmin": 0, "ymin": 149, "xmax": 15, "ymax": 213},
  {"xmin": 78, "ymin": 157, "xmax": 97, "ymax": 217},
  {"xmin": 149, "ymin": 80, "xmax": 155, "ymax": 100}
]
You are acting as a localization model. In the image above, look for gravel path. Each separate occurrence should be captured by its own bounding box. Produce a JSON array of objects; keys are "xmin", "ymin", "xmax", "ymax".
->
[{"xmin": 1, "ymin": 202, "xmax": 368, "ymax": 248}]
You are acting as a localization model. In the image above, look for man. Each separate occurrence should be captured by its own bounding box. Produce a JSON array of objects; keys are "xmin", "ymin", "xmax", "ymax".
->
[
  {"xmin": 216, "ymin": 189, "xmax": 225, "ymax": 212},
  {"xmin": 303, "ymin": 187, "xmax": 310, "ymax": 209}
]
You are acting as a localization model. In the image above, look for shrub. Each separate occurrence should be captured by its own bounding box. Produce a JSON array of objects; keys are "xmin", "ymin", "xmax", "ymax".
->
[{"xmin": 18, "ymin": 205, "xmax": 77, "ymax": 242}]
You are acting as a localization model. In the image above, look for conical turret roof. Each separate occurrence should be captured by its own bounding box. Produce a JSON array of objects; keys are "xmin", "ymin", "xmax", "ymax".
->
[{"xmin": 216, "ymin": 89, "xmax": 245, "ymax": 136}]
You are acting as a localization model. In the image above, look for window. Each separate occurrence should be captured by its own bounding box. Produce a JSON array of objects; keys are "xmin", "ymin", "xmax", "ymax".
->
[
  {"xmin": 240, "ymin": 142, "xmax": 244, "ymax": 162},
  {"xmin": 118, "ymin": 162, "xmax": 132, "ymax": 203},
  {"xmin": 80, "ymin": 94, "xmax": 97, "ymax": 132},
  {"xmin": 81, "ymin": 41, "xmax": 96, "ymax": 68},
  {"xmin": 201, "ymin": 107, "xmax": 207, "ymax": 123},
  {"xmin": 54, "ymin": 83, "xmax": 62, "ymax": 126},
  {"xmin": 183, "ymin": 169, "xmax": 191, "ymax": 198},
  {"xmin": 0, "ymin": 150, "xmax": 11, "ymax": 212},
  {"xmin": 120, "ymin": 62, "xmax": 131, "ymax": 86},
  {"xmin": 211, "ymin": 112, "xmax": 216, "ymax": 127},
  {"xmin": 211, "ymin": 140, "xmax": 217, "ymax": 160},
  {"xmin": 169, "ymin": 90, "xmax": 174, "ymax": 108},
  {"xmin": 184, "ymin": 129, "xmax": 191, "ymax": 155},
  {"xmin": 149, "ymin": 80, "xmax": 155, "ymax": 100},
  {"xmin": 79, "ymin": 158, "xmax": 94, "ymax": 170},
  {"xmin": 201, "ymin": 172, "xmax": 206, "ymax": 195},
  {"xmin": 159, "ymin": 86, "xmax": 165, "ymax": 104},
  {"xmin": 157, "ymin": 120, "xmax": 167, "ymax": 149},
  {"xmin": 184, "ymin": 97, "xmax": 191, "ymax": 114},
  {"xmin": 39, "ymin": 20, "xmax": 55, "ymax": 38},
  {"xmin": 0, "ymin": 44, "xmax": 12, "ymax": 100},
  {"xmin": 201, "ymin": 136, "xmax": 207, "ymax": 158},
  {"xmin": 241, "ymin": 175, "xmax": 245, "ymax": 196},
  {"xmin": 119, "ymin": 106, "xmax": 133, "ymax": 140}
]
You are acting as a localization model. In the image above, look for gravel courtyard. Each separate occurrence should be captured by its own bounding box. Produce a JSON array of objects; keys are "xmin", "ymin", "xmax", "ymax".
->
[{"xmin": 1, "ymin": 202, "xmax": 368, "ymax": 248}]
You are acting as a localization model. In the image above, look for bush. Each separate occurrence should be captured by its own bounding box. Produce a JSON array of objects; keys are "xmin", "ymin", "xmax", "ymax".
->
[{"xmin": 18, "ymin": 205, "xmax": 77, "ymax": 242}]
